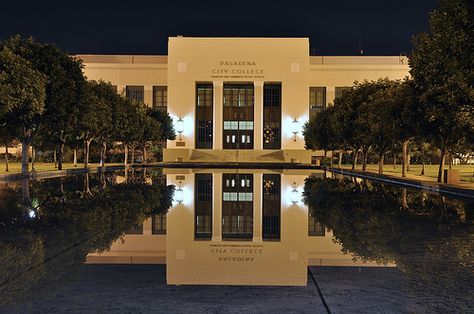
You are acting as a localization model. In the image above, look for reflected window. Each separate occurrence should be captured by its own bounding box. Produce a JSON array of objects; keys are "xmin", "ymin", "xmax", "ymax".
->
[
  {"xmin": 308, "ymin": 214, "xmax": 325, "ymax": 236},
  {"xmin": 152, "ymin": 214, "xmax": 166, "ymax": 235},
  {"xmin": 263, "ymin": 174, "xmax": 281, "ymax": 241},
  {"xmin": 195, "ymin": 174, "xmax": 213, "ymax": 240},
  {"xmin": 222, "ymin": 173, "xmax": 253, "ymax": 240}
]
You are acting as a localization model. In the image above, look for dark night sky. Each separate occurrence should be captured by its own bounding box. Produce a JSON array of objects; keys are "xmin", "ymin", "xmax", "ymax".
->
[{"xmin": 0, "ymin": 0, "xmax": 437, "ymax": 56}]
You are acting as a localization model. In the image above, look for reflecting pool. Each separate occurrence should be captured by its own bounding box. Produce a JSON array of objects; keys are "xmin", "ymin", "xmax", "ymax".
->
[{"xmin": 0, "ymin": 168, "xmax": 472, "ymax": 313}]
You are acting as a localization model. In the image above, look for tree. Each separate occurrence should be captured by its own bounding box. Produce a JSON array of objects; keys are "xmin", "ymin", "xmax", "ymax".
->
[
  {"xmin": 76, "ymin": 80, "xmax": 110, "ymax": 168},
  {"xmin": 303, "ymin": 109, "xmax": 333, "ymax": 166},
  {"xmin": 0, "ymin": 120, "xmax": 17, "ymax": 172},
  {"xmin": 0, "ymin": 47, "xmax": 46, "ymax": 174},
  {"xmin": 147, "ymin": 108, "xmax": 176, "ymax": 142},
  {"xmin": 410, "ymin": 0, "xmax": 474, "ymax": 182},
  {"xmin": 112, "ymin": 97, "xmax": 143, "ymax": 166},
  {"xmin": 1, "ymin": 35, "xmax": 85, "ymax": 170}
]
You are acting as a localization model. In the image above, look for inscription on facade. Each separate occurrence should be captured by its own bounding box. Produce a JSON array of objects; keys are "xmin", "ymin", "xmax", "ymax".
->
[
  {"xmin": 210, "ymin": 244, "xmax": 264, "ymax": 262},
  {"xmin": 211, "ymin": 60, "xmax": 264, "ymax": 79}
]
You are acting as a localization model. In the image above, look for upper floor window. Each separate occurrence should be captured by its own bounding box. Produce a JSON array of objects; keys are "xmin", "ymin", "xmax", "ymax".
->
[
  {"xmin": 309, "ymin": 87, "xmax": 326, "ymax": 119},
  {"xmin": 126, "ymin": 85, "xmax": 144, "ymax": 103},
  {"xmin": 335, "ymin": 87, "xmax": 350, "ymax": 100},
  {"xmin": 153, "ymin": 86, "xmax": 167, "ymax": 111}
]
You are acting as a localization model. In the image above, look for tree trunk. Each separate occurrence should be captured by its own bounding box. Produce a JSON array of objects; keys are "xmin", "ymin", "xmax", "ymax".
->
[
  {"xmin": 352, "ymin": 149, "xmax": 358, "ymax": 170},
  {"xmin": 73, "ymin": 149, "xmax": 77, "ymax": 167},
  {"xmin": 437, "ymin": 144, "xmax": 446, "ymax": 183},
  {"xmin": 362, "ymin": 148, "xmax": 369, "ymax": 172},
  {"xmin": 124, "ymin": 144, "xmax": 128, "ymax": 166},
  {"xmin": 407, "ymin": 152, "xmax": 411, "ymax": 171},
  {"xmin": 21, "ymin": 137, "xmax": 30, "ymax": 174},
  {"xmin": 58, "ymin": 142, "xmax": 65, "ymax": 170},
  {"xmin": 338, "ymin": 150, "xmax": 343, "ymax": 168},
  {"xmin": 393, "ymin": 153, "xmax": 396, "ymax": 170},
  {"xmin": 53, "ymin": 148, "xmax": 57, "ymax": 169},
  {"xmin": 31, "ymin": 148, "xmax": 35, "ymax": 171},
  {"xmin": 323, "ymin": 149, "xmax": 327, "ymax": 167},
  {"xmin": 143, "ymin": 144, "xmax": 147, "ymax": 165},
  {"xmin": 83, "ymin": 138, "xmax": 91, "ymax": 168},
  {"xmin": 5, "ymin": 140, "xmax": 9, "ymax": 172},
  {"xmin": 83, "ymin": 173, "xmax": 92, "ymax": 197},
  {"xmin": 131, "ymin": 145, "xmax": 135, "ymax": 165},
  {"xmin": 401, "ymin": 188, "xmax": 407, "ymax": 210},
  {"xmin": 421, "ymin": 163, "xmax": 426, "ymax": 176},
  {"xmin": 21, "ymin": 179, "xmax": 31, "ymax": 208},
  {"xmin": 402, "ymin": 140, "xmax": 409, "ymax": 178},
  {"xmin": 378, "ymin": 154, "xmax": 384, "ymax": 174},
  {"xmin": 448, "ymin": 153, "xmax": 452, "ymax": 169},
  {"xmin": 100, "ymin": 141, "xmax": 107, "ymax": 167},
  {"xmin": 329, "ymin": 151, "xmax": 333, "ymax": 167}
]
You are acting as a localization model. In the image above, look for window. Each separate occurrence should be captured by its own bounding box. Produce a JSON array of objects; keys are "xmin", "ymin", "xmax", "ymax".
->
[
  {"xmin": 153, "ymin": 86, "xmax": 167, "ymax": 111},
  {"xmin": 263, "ymin": 174, "xmax": 281, "ymax": 241},
  {"xmin": 195, "ymin": 174, "xmax": 213, "ymax": 240},
  {"xmin": 126, "ymin": 86, "xmax": 144, "ymax": 102},
  {"xmin": 263, "ymin": 83, "xmax": 281, "ymax": 149},
  {"xmin": 335, "ymin": 87, "xmax": 350, "ymax": 100},
  {"xmin": 223, "ymin": 84, "xmax": 254, "ymax": 149},
  {"xmin": 309, "ymin": 87, "xmax": 326, "ymax": 119},
  {"xmin": 196, "ymin": 83, "xmax": 213, "ymax": 149},
  {"xmin": 152, "ymin": 214, "xmax": 166, "ymax": 235},
  {"xmin": 126, "ymin": 222, "xmax": 143, "ymax": 235},
  {"xmin": 308, "ymin": 214, "xmax": 325, "ymax": 236}
]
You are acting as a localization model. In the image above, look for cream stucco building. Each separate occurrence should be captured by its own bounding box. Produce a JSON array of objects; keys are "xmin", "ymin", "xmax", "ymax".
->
[{"xmin": 78, "ymin": 37, "xmax": 410, "ymax": 164}]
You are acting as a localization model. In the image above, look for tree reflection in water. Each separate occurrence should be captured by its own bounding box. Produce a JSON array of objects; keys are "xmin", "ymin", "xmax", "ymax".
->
[
  {"xmin": 303, "ymin": 176, "xmax": 474, "ymax": 311},
  {"xmin": 0, "ymin": 169, "xmax": 173, "ymax": 305}
]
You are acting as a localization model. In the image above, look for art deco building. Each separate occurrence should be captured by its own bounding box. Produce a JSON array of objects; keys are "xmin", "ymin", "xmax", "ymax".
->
[{"xmin": 78, "ymin": 37, "xmax": 410, "ymax": 163}]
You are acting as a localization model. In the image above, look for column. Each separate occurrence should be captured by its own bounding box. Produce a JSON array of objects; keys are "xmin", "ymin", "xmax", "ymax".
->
[
  {"xmin": 254, "ymin": 81, "xmax": 264, "ymax": 150},
  {"xmin": 143, "ymin": 217, "xmax": 152, "ymax": 235},
  {"xmin": 253, "ymin": 173, "xmax": 263, "ymax": 242},
  {"xmin": 212, "ymin": 173, "xmax": 222, "ymax": 241},
  {"xmin": 144, "ymin": 85, "xmax": 153, "ymax": 107},
  {"xmin": 213, "ymin": 81, "xmax": 223, "ymax": 150}
]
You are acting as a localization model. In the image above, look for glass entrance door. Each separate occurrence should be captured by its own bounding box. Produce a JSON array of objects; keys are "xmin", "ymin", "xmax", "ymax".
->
[
  {"xmin": 222, "ymin": 173, "xmax": 253, "ymax": 240},
  {"xmin": 223, "ymin": 84, "xmax": 254, "ymax": 149}
]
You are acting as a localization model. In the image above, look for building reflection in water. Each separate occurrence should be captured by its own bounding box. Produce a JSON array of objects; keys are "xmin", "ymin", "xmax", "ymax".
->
[{"xmin": 88, "ymin": 169, "xmax": 390, "ymax": 286}]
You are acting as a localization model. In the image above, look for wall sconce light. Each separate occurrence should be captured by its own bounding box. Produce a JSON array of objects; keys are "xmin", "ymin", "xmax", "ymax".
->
[
  {"xmin": 292, "ymin": 118, "xmax": 300, "ymax": 142},
  {"xmin": 176, "ymin": 117, "xmax": 184, "ymax": 141},
  {"xmin": 175, "ymin": 181, "xmax": 184, "ymax": 204},
  {"xmin": 291, "ymin": 182, "xmax": 299, "ymax": 205}
]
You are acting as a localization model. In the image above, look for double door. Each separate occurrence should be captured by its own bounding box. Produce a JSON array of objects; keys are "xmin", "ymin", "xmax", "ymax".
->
[{"xmin": 223, "ymin": 84, "xmax": 254, "ymax": 149}]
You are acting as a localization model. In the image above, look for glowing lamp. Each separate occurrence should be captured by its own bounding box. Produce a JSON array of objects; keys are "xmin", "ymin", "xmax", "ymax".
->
[
  {"xmin": 175, "ymin": 181, "xmax": 184, "ymax": 204},
  {"xmin": 291, "ymin": 182, "xmax": 299, "ymax": 205},
  {"xmin": 291, "ymin": 118, "xmax": 300, "ymax": 142},
  {"xmin": 176, "ymin": 117, "xmax": 184, "ymax": 141}
]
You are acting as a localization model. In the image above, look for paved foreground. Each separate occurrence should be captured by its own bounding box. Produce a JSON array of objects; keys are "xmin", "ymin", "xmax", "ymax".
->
[{"xmin": 2, "ymin": 265, "xmax": 457, "ymax": 313}]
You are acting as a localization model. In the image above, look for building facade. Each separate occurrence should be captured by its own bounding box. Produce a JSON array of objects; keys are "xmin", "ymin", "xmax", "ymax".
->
[{"xmin": 78, "ymin": 37, "xmax": 410, "ymax": 163}]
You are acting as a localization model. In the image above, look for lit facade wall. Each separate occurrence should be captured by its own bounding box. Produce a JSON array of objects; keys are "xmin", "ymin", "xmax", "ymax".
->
[{"xmin": 78, "ymin": 37, "xmax": 410, "ymax": 163}]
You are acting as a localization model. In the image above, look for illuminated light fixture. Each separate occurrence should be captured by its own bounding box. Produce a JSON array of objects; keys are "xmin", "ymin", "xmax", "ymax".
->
[
  {"xmin": 28, "ymin": 210, "xmax": 36, "ymax": 219},
  {"xmin": 291, "ymin": 182, "xmax": 299, "ymax": 205},
  {"xmin": 176, "ymin": 117, "xmax": 184, "ymax": 141},
  {"xmin": 175, "ymin": 181, "xmax": 184, "ymax": 204},
  {"xmin": 291, "ymin": 118, "xmax": 300, "ymax": 142}
]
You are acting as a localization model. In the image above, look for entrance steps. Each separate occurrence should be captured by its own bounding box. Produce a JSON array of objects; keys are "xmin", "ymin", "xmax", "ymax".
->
[{"xmin": 190, "ymin": 149, "xmax": 285, "ymax": 163}]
